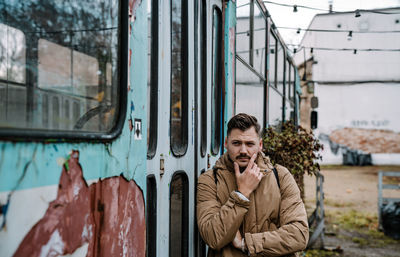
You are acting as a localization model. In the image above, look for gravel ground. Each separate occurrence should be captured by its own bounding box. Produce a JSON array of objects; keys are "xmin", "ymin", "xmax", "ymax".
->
[{"xmin": 304, "ymin": 166, "xmax": 400, "ymax": 257}]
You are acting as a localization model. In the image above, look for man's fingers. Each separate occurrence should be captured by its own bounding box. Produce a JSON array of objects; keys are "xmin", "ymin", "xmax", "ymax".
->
[
  {"xmin": 248, "ymin": 153, "xmax": 257, "ymax": 169},
  {"xmin": 234, "ymin": 162, "xmax": 240, "ymax": 177}
]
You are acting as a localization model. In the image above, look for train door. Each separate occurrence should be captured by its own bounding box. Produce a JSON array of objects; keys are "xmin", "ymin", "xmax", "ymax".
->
[
  {"xmin": 145, "ymin": 0, "xmax": 224, "ymax": 256},
  {"xmin": 194, "ymin": 1, "xmax": 224, "ymax": 256}
]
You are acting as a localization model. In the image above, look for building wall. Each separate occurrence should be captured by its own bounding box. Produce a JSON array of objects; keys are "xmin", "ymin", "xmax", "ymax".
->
[{"xmin": 294, "ymin": 9, "xmax": 400, "ymax": 165}]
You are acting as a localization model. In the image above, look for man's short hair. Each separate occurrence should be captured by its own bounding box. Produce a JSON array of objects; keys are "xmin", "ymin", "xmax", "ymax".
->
[{"xmin": 227, "ymin": 113, "xmax": 261, "ymax": 137}]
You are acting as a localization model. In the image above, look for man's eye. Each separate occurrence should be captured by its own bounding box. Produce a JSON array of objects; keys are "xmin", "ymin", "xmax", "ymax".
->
[
  {"xmin": 233, "ymin": 142, "xmax": 240, "ymax": 145},
  {"xmin": 247, "ymin": 143, "xmax": 254, "ymax": 146}
]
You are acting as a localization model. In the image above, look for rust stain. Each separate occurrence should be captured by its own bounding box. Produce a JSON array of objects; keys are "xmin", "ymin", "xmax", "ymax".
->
[
  {"xmin": 129, "ymin": 0, "xmax": 142, "ymax": 22},
  {"xmin": 129, "ymin": 119, "xmax": 133, "ymax": 131},
  {"xmin": 14, "ymin": 150, "xmax": 145, "ymax": 257},
  {"xmin": 129, "ymin": 49, "xmax": 132, "ymax": 67}
]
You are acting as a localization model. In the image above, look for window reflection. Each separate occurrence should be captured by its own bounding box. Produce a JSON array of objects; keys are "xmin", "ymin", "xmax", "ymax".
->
[
  {"xmin": 146, "ymin": 176, "xmax": 157, "ymax": 257},
  {"xmin": 0, "ymin": 0, "xmax": 120, "ymax": 133},
  {"xmin": 269, "ymin": 33, "xmax": 276, "ymax": 88},
  {"xmin": 170, "ymin": 0, "xmax": 188, "ymax": 156},
  {"xmin": 211, "ymin": 7, "xmax": 222, "ymax": 155},
  {"xmin": 169, "ymin": 173, "xmax": 188, "ymax": 257},
  {"xmin": 147, "ymin": 0, "xmax": 158, "ymax": 158},
  {"xmin": 277, "ymin": 42, "xmax": 284, "ymax": 93}
]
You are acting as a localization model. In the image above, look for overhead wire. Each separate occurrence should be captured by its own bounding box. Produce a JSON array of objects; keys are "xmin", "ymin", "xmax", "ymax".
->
[
  {"xmin": 236, "ymin": 26, "xmax": 400, "ymax": 35},
  {"xmin": 262, "ymin": 0, "xmax": 400, "ymax": 14}
]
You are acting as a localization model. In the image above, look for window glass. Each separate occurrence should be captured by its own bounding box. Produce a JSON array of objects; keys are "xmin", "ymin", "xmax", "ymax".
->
[
  {"xmin": 200, "ymin": 0, "xmax": 207, "ymax": 157},
  {"xmin": 235, "ymin": 60, "xmax": 264, "ymax": 127},
  {"xmin": 277, "ymin": 41, "xmax": 284, "ymax": 93},
  {"xmin": 285, "ymin": 59, "xmax": 291, "ymax": 121},
  {"xmin": 0, "ymin": 0, "xmax": 121, "ymax": 133},
  {"xmin": 147, "ymin": 0, "xmax": 158, "ymax": 158},
  {"xmin": 253, "ymin": 3, "xmax": 266, "ymax": 77},
  {"xmin": 146, "ymin": 176, "xmax": 157, "ymax": 257},
  {"xmin": 170, "ymin": 0, "xmax": 188, "ymax": 156},
  {"xmin": 268, "ymin": 87, "xmax": 282, "ymax": 125},
  {"xmin": 268, "ymin": 33, "xmax": 276, "ymax": 88},
  {"xmin": 211, "ymin": 7, "xmax": 222, "ymax": 155},
  {"xmin": 169, "ymin": 172, "xmax": 188, "ymax": 257},
  {"xmin": 236, "ymin": 0, "xmax": 250, "ymax": 63}
]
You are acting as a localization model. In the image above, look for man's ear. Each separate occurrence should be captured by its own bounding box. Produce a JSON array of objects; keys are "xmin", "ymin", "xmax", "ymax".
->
[
  {"xmin": 258, "ymin": 138, "xmax": 263, "ymax": 151},
  {"xmin": 224, "ymin": 137, "xmax": 228, "ymax": 149}
]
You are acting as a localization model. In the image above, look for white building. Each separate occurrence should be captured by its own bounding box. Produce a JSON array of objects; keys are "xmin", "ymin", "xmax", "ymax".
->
[{"xmin": 294, "ymin": 8, "xmax": 400, "ymax": 165}]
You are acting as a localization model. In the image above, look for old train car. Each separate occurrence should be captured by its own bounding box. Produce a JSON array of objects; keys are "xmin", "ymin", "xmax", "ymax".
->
[{"xmin": 0, "ymin": 0, "xmax": 300, "ymax": 256}]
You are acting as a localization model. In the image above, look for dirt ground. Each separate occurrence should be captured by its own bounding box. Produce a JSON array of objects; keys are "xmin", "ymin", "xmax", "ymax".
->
[{"xmin": 303, "ymin": 165, "xmax": 400, "ymax": 257}]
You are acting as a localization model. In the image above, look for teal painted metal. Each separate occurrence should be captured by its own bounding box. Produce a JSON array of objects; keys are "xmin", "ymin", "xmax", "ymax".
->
[
  {"xmin": 223, "ymin": 0, "xmax": 237, "ymax": 145},
  {"xmin": 0, "ymin": 2, "xmax": 148, "ymax": 194}
]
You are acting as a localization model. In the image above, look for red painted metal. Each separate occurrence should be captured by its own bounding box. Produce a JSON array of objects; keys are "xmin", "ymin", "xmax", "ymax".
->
[{"xmin": 14, "ymin": 151, "xmax": 145, "ymax": 257}]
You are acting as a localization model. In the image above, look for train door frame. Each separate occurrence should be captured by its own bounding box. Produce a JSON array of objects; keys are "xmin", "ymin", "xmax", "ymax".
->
[{"xmin": 146, "ymin": 0, "xmax": 224, "ymax": 256}]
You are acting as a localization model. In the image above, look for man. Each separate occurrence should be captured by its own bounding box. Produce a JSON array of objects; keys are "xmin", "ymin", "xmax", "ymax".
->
[{"xmin": 197, "ymin": 113, "xmax": 309, "ymax": 257}]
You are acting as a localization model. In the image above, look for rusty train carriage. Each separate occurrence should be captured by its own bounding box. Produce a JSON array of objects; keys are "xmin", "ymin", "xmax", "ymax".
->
[{"xmin": 0, "ymin": 0, "xmax": 300, "ymax": 256}]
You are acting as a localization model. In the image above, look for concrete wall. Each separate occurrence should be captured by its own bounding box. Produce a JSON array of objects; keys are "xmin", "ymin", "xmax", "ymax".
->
[{"xmin": 294, "ymin": 9, "xmax": 400, "ymax": 165}]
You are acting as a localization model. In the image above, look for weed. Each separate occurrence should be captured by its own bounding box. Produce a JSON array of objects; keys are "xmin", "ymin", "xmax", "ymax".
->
[
  {"xmin": 325, "ymin": 209, "xmax": 399, "ymax": 247},
  {"xmin": 301, "ymin": 249, "xmax": 341, "ymax": 257},
  {"xmin": 324, "ymin": 198, "xmax": 354, "ymax": 208},
  {"xmin": 352, "ymin": 237, "xmax": 368, "ymax": 246}
]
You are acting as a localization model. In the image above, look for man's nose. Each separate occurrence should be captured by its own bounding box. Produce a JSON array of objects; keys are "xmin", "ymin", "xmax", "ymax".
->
[{"xmin": 239, "ymin": 144, "xmax": 247, "ymax": 153}]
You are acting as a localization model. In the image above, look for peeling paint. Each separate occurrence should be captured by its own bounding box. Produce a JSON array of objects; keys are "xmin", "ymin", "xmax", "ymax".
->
[
  {"xmin": 131, "ymin": 101, "xmax": 135, "ymax": 112},
  {"xmin": 129, "ymin": 0, "xmax": 142, "ymax": 23},
  {"xmin": 128, "ymin": 119, "xmax": 133, "ymax": 131},
  {"xmin": 14, "ymin": 151, "xmax": 145, "ymax": 257},
  {"xmin": 0, "ymin": 195, "xmax": 10, "ymax": 229}
]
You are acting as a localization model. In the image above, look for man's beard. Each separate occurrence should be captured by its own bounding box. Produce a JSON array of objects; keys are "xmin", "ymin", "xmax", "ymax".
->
[{"xmin": 236, "ymin": 154, "xmax": 250, "ymax": 173}]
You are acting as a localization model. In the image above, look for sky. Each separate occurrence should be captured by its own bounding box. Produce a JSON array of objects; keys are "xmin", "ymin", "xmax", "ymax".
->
[{"xmin": 238, "ymin": 0, "xmax": 400, "ymax": 46}]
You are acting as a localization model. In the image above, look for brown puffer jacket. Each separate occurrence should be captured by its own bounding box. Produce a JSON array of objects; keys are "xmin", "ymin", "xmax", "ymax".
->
[{"xmin": 197, "ymin": 152, "xmax": 309, "ymax": 257}]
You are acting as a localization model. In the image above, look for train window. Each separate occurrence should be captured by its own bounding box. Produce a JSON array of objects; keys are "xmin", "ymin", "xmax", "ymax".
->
[
  {"xmin": 211, "ymin": 7, "xmax": 222, "ymax": 155},
  {"xmin": 169, "ymin": 172, "xmax": 189, "ymax": 257},
  {"xmin": 277, "ymin": 41, "xmax": 284, "ymax": 94},
  {"xmin": 146, "ymin": 175, "xmax": 157, "ymax": 257},
  {"xmin": 0, "ymin": 0, "xmax": 126, "ymax": 139},
  {"xmin": 288, "ymin": 63, "xmax": 292, "ymax": 101},
  {"xmin": 253, "ymin": 3, "xmax": 266, "ymax": 77},
  {"xmin": 170, "ymin": 0, "xmax": 188, "ymax": 156},
  {"xmin": 268, "ymin": 32, "xmax": 277, "ymax": 88},
  {"xmin": 147, "ymin": 0, "xmax": 159, "ymax": 159},
  {"xmin": 236, "ymin": 0, "xmax": 250, "ymax": 63},
  {"xmin": 200, "ymin": 0, "xmax": 207, "ymax": 157},
  {"xmin": 268, "ymin": 88, "xmax": 282, "ymax": 126},
  {"xmin": 284, "ymin": 59, "xmax": 291, "ymax": 121},
  {"xmin": 235, "ymin": 60, "xmax": 264, "ymax": 127}
]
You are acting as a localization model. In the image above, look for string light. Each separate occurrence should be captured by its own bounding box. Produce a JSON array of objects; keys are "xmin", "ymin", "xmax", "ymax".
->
[
  {"xmin": 261, "ymin": 1, "xmax": 400, "ymax": 14},
  {"xmin": 290, "ymin": 46, "xmax": 400, "ymax": 52},
  {"xmin": 347, "ymin": 31, "xmax": 353, "ymax": 40},
  {"xmin": 355, "ymin": 9, "xmax": 361, "ymax": 17},
  {"xmin": 236, "ymin": 26, "xmax": 400, "ymax": 35},
  {"xmin": 293, "ymin": 5, "xmax": 298, "ymax": 12},
  {"xmin": 354, "ymin": 49, "xmax": 357, "ymax": 54},
  {"xmin": 276, "ymin": 26, "xmax": 400, "ymax": 34}
]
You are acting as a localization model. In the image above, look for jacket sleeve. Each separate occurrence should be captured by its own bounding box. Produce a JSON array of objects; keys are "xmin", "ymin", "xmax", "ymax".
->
[
  {"xmin": 197, "ymin": 171, "xmax": 250, "ymax": 250},
  {"xmin": 244, "ymin": 167, "xmax": 309, "ymax": 256}
]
